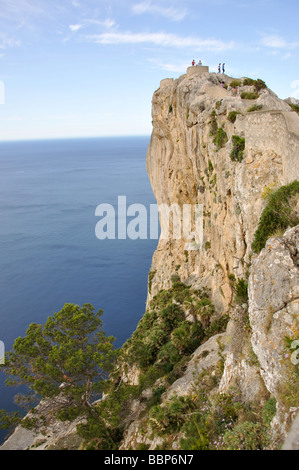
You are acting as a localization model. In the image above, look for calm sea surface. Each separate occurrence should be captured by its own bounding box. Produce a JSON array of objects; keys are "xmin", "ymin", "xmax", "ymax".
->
[{"xmin": 0, "ymin": 136, "xmax": 158, "ymax": 443}]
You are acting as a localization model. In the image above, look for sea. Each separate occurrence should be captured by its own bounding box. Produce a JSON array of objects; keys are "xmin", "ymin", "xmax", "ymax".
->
[{"xmin": 0, "ymin": 136, "xmax": 158, "ymax": 444}]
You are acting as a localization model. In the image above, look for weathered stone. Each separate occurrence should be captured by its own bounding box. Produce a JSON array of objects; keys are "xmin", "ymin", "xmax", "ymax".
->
[
  {"xmin": 282, "ymin": 412, "xmax": 299, "ymax": 450},
  {"xmin": 165, "ymin": 333, "xmax": 225, "ymax": 400},
  {"xmin": 146, "ymin": 70, "xmax": 299, "ymax": 313},
  {"xmin": 249, "ymin": 226, "xmax": 299, "ymax": 435}
]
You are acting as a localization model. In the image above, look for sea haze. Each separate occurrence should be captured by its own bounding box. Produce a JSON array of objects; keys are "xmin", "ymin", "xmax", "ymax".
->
[{"xmin": 0, "ymin": 136, "xmax": 158, "ymax": 441}]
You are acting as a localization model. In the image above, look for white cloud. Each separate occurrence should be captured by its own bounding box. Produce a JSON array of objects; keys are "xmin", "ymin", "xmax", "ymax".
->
[
  {"xmin": 0, "ymin": 34, "xmax": 21, "ymax": 49},
  {"xmin": 68, "ymin": 18, "xmax": 115, "ymax": 34},
  {"xmin": 148, "ymin": 58, "xmax": 189, "ymax": 72},
  {"xmin": 86, "ymin": 18, "xmax": 115, "ymax": 29},
  {"xmin": 132, "ymin": 1, "xmax": 187, "ymax": 22},
  {"xmin": 69, "ymin": 24, "xmax": 83, "ymax": 32},
  {"xmin": 260, "ymin": 34, "xmax": 299, "ymax": 50},
  {"xmin": 85, "ymin": 31, "xmax": 235, "ymax": 51}
]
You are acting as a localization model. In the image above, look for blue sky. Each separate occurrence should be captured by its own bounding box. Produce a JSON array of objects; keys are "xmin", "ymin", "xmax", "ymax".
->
[{"xmin": 0, "ymin": 0, "xmax": 298, "ymax": 140}]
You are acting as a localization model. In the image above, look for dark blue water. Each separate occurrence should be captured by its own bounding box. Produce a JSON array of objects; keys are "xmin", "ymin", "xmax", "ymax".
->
[{"xmin": 0, "ymin": 136, "xmax": 158, "ymax": 443}]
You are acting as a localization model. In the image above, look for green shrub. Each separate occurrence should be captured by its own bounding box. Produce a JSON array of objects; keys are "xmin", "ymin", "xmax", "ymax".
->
[
  {"xmin": 289, "ymin": 103, "xmax": 299, "ymax": 115},
  {"xmin": 204, "ymin": 314, "xmax": 229, "ymax": 339},
  {"xmin": 262, "ymin": 398, "xmax": 276, "ymax": 426},
  {"xmin": 77, "ymin": 413, "xmax": 122, "ymax": 450},
  {"xmin": 150, "ymin": 395, "xmax": 195, "ymax": 436},
  {"xmin": 148, "ymin": 270, "xmax": 156, "ymax": 293},
  {"xmin": 171, "ymin": 321, "xmax": 204, "ymax": 354},
  {"xmin": 227, "ymin": 111, "xmax": 240, "ymax": 123},
  {"xmin": 247, "ymin": 104, "xmax": 263, "ymax": 112},
  {"xmin": 241, "ymin": 91, "xmax": 259, "ymax": 100},
  {"xmin": 242, "ymin": 78, "xmax": 267, "ymax": 92},
  {"xmin": 165, "ymin": 356, "xmax": 190, "ymax": 385},
  {"xmin": 213, "ymin": 127, "xmax": 228, "ymax": 150},
  {"xmin": 243, "ymin": 77, "xmax": 254, "ymax": 86},
  {"xmin": 223, "ymin": 421, "xmax": 269, "ymax": 450},
  {"xmin": 171, "ymin": 322, "xmax": 193, "ymax": 353},
  {"xmin": 137, "ymin": 443, "xmax": 150, "ymax": 450},
  {"xmin": 180, "ymin": 413, "xmax": 210, "ymax": 450},
  {"xmin": 252, "ymin": 181, "xmax": 299, "ymax": 253},
  {"xmin": 171, "ymin": 273, "xmax": 180, "ymax": 284},
  {"xmin": 253, "ymin": 78, "xmax": 267, "ymax": 92},
  {"xmin": 157, "ymin": 341, "xmax": 180, "ymax": 367},
  {"xmin": 159, "ymin": 304, "xmax": 185, "ymax": 331},
  {"xmin": 230, "ymin": 135, "xmax": 245, "ymax": 162},
  {"xmin": 209, "ymin": 110, "xmax": 218, "ymax": 137},
  {"xmin": 141, "ymin": 366, "xmax": 165, "ymax": 391},
  {"xmin": 146, "ymin": 385, "xmax": 166, "ymax": 408},
  {"xmin": 230, "ymin": 80, "xmax": 242, "ymax": 88},
  {"xmin": 195, "ymin": 297, "xmax": 214, "ymax": 326},
  {"xmin": 234, "ymin": 278, "xmax": 248, "ymax": 305}
]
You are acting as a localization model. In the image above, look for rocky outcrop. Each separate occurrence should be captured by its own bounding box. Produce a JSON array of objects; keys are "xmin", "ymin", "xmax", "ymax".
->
[
  {"xmin": 142, "ymin": 68, "xmax": 299, "ymax": 447},
  {"xmin": 0, "ymin": 395, "xmax": 84, "ymax": 450},
  {"xmin": 282, "ymin": 413, "xmax": 299, "ymax": 450},
  {"xmin": 249, "ymin": 226, "xmax": 299, "ymax": 399},
  {"xmin": 146, "ymin": 69, "xmax": 299, "ymax": 315}
]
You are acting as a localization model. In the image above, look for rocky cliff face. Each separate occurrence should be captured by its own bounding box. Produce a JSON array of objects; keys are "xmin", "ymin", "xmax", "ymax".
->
[
  {"xmin": 146, "ymin": 68, "xmax": 299, "ymax": 311},
  {"xmin": 1, "ymin": 68, "xmax": 299, "ymax": 451},
  {"xmin": 123, "ymin": 67, "xmax": 299, "ymax": 449}
]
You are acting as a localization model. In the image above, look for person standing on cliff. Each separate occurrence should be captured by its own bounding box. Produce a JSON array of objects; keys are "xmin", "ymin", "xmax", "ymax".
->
[
  {"xmin": 222, "ymin": 63, "xmax": 225, "ymax": 74},
  {"xmin": 218, "ymin": 63, "xmax": 221, "ymax": 73},
  {"xmin": 192, "ymin": 59, "xmax": 195, "ymax": 66}
]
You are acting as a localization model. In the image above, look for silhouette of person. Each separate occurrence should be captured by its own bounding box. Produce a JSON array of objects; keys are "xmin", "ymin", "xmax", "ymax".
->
[
  {"xmin": 222, "ymin": 63, "xmax": 225, "ymax": 74},
  {"xmin": 218, "ymin": 63, "xmax": 221, "ymax": 73}
]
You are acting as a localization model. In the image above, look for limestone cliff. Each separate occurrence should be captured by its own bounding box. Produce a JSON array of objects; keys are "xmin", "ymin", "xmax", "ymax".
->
[
  {"xmin": 146, "ymin": 67, "xmax": 299, "ymax": 311},
  {"xmin": 121, "ymin": 67, "xmax": 299, "ymax": 450},
  {"xmin": 1, "ymin": 67, "xmax": 299, "ymax": 451}
]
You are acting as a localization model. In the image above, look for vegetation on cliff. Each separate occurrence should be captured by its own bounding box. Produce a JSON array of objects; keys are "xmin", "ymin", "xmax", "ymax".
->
[
  {"xmin": 148, "ymin": 387, "xmax": 276, "ymax": 450},
  {"xmin": 71, "ymin": 281, "xmax": 229, "ymax": 450},
  {"xmin": 252, "ymin": 180, "xmax": 299, "ymax": 253}
]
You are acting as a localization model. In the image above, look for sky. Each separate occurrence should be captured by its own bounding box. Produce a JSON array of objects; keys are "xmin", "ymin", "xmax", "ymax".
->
[{"xmin": 0, "ymin": 0, "xmax": 298, "ymax": 141}]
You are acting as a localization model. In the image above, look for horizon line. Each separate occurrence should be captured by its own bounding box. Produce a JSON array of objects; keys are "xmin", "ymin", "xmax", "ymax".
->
[{"xmin": 0, "ymin": 134, "xmax": 152, "ymax": 144}]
